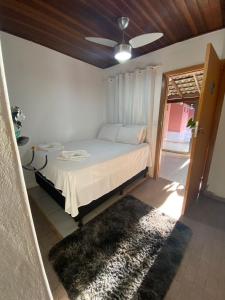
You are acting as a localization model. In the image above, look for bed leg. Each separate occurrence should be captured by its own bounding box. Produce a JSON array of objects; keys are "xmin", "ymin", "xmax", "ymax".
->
[
  {"xmin": 78, "ymin": 219, "xmax": 83, "ymax": 228},
  {"xmin": 74, "ymin": 217, "xmax": 83, "ymax": 229}
]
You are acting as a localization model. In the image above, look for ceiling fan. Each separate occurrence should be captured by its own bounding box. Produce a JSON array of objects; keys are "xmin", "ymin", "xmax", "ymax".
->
[{"xmin": 85, "ymin": 17, "xmax": 163, "ymax": 64}]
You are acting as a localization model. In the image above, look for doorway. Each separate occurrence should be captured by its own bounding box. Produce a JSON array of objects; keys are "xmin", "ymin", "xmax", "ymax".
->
[
  {"xmin": 159, "ymin": 69, "xmax": 203, "ymax": 186},
  {"xmin": 155, "ymin": 44, "xmax": 225, "ymax": 215}
]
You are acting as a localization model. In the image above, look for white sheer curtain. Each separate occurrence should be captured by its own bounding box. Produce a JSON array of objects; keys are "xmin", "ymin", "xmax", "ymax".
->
[
  {"xmin": 107, "ymin": 67, "xmax": 150, "ymax": 124},
  {"xmin": 106, "ymin": 66, "xmax": 161, "ymax": 176}
]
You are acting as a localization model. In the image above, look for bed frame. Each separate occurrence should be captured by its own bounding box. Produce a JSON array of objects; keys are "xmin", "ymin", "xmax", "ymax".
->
[{"xmin": 35, "ymin": 167, "xmax": 148, "ymax": 227}]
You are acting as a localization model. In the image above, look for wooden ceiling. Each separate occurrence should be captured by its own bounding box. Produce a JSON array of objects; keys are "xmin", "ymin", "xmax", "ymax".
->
[{"xmin": 0, "ymin": 0, "xmax": 224, "ymax": 69}]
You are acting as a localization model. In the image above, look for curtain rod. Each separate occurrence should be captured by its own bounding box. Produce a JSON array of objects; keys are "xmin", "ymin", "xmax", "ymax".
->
[
  {"xmin": 107, "ymin": 65, "xmax": 162, "ymax": 79},
  {"xmin": 149, "ymin": 65, "xmax": 162, "ymax": 69}
]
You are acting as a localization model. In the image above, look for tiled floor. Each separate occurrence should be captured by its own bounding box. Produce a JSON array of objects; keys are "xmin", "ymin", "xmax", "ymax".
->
[
  {"xmin": 29, "ymin": 177, "xmax": 225, "ymax": 300},
  {"xmin": 132, "ymin": 180, "xmax": 225, "ymax": 300},
  {"xmin": 159, "ymin": 151, "xmax": 190, "ymax": 186}
]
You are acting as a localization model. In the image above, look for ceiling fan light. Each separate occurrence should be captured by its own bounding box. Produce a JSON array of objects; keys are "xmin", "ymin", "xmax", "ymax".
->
[{"xmin": 114, "ymin": 44, "xmax": 132, "ymax": 63}]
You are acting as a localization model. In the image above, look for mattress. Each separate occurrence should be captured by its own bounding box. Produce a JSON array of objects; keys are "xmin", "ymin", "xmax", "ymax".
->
[{"xmin": 34, "ymin": 139, "xmax": 150, "ymax": 217}]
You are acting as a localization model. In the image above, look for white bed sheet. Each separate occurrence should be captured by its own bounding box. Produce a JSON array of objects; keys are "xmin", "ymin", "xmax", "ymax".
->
[{"xmin": 34, "ymin": 139, "xmax": 150, "ymax": 217}]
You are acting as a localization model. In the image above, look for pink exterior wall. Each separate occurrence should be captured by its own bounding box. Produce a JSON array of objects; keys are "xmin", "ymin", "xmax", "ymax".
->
[
  {"xmin": 167, "ymin": 103, "xmax": 194, "ymax": 133},
  {"xmin": 168, "ymin": 103, "xmax": 183, "ymax": 132},
  {"xmin": 180, "ymin": 105, "xmax": 189, "ymax": 132}
]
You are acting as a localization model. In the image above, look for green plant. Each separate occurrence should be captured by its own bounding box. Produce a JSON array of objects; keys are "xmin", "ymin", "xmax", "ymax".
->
[
  {"xmin": 11, "ymin": 106, "xmax": 26, "ymax": 139},
  {"xmin": 187, "ymin": 118, "xmax": 196, "ymax": 129}
]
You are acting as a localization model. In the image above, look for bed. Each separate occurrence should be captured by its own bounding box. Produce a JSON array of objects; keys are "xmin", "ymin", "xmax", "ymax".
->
[{"xmin": 34, "ymin": 138, "xmax": 150, "ymax": 226}]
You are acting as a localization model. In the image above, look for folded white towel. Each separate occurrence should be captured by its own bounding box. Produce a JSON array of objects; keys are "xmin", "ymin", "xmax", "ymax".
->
[
  {"xmin": 37, "ymin": 143, "xmax": 64, "ymax": 152},
  {"xmin": 57, "ymin": 150, "xmax": 90, "ymax": 161}
]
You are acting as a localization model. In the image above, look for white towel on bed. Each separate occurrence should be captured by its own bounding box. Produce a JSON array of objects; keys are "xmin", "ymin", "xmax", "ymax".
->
[
  {"xmin": 57, "ymin": 150, "xmax": 90, "ymax": 161},
  {"xmin": 37, "ymin": 143, "xmax": 64, "ymax": 152}
]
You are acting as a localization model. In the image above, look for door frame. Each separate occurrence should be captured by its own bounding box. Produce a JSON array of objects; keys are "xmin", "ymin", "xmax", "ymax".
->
[
  {"xmin": 154, "ymin": 64, "xmax": 204, "ymax": 179},
  {"xmin": 154, "ymin": 62, "xmax": 225, "ymax": 213}
]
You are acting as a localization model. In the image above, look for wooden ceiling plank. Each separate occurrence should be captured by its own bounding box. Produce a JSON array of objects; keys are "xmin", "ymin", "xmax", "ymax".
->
[
  {"xmin": 114, "ymin": 0, "xmax": 170, "ymax": 46},
  {"xmin": 193, "ymin": 73, "xmax": 201, "ymax": 93},
  {"xmin": 187, "ymin": 0, "xmax": 209, "ymax": 33},
  {"xmin": 1, "ymin": 1, "xmax": 113, "ymax": 61},
  {"xmin": 198, "ymin": 0, "xmax": 223, "ymax": 30},
  {"xmin": 166, "ymin": 0, "xmax": 194, "ymax": 39},
  {"xmin": 78, "ymin": 0, "xmax": 129, "ymax": 38},
  {"xmin": 174, "ymin": 0, "xmax": 198, "ymax": 35},
  {"xmin": 115, "ymin": 0, "xmax": 148, "ymax": 34},
  {"xmin": 0, "ymin": 0, "xmax": 224, "ymax": 68},
  {"xmin": 32, "ymin": 0, "xmax": 116, "ymax": 38},
  {"xmin": 141, "ymin": 0, "xmax": 177, "ymax": 42},
  {"xmin": 1, "ymin": 2, "xmax": 80, "ymax": 40},
  {"xmin": 83, "ymin": 0, "xmax": 133, "ymax": 38},
  {"xmin": 1, "ymin": 15, "xmax": 111, "ymax": 67}
]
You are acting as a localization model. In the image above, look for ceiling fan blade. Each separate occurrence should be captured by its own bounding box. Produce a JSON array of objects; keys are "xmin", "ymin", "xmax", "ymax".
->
[
  {"xmin": 85, "ymin": 37, "xmax": 118, "ymax": 47},
  {"xmin": 129, "ymin": 33, "xmax": 163, "ymax": 48}
]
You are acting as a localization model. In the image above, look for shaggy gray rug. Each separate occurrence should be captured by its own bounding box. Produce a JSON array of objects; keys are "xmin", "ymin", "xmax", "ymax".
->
[{"xmin": 49, "ymin": 196, "xmax": 191, "ymax": 300}]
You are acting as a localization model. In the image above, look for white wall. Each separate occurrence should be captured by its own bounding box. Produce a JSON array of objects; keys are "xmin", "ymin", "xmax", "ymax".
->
[
  {"xmin": 1, "ymin": 32, "xmax": 105, "ymax": 187},
  {"xmin": 104, "ymin": 29, "xmax": 225, "ymax": 199},
  {"xmin": 207, "ymin": 94, "xmax": 225, "ymax": 198},
  {"xmin": 0, "ymin": 41, "xmax": 52, "ymax": 300}
]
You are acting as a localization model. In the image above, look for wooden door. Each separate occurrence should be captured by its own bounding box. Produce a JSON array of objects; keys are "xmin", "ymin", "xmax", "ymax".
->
[{"xmin": 183, "ymin": 43, "xmax": 222, "ymax": 212}]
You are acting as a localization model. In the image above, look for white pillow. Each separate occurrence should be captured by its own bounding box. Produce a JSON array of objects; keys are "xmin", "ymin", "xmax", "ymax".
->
[
  {"xmin": 97, "ymin": 123, "xmax": 123, "ymax": 142},
  {"xmin": 116, "ymin": 126, "xmax": 146, "ymax": 145},
  {"xmin": 126, "ymin": 125, "xmax": 147, "ymax": 143}
]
